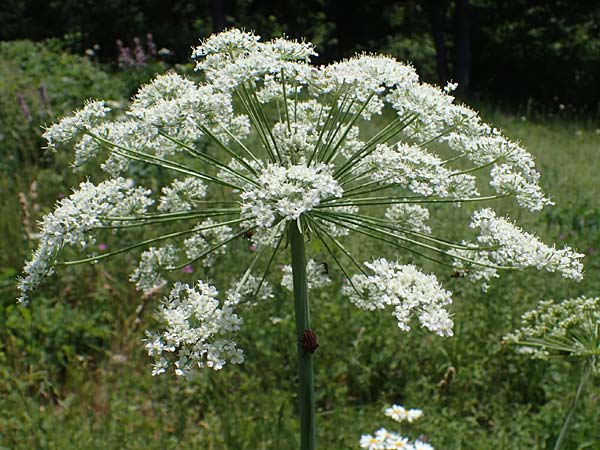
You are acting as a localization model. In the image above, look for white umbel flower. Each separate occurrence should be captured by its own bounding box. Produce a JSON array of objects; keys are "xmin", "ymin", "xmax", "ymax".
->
[
  {"xmin": 281, "ymin": 259, "xmax": 331, "ymax": 292},
  {"xmin": 130, "ymin": 245, "xmax": 179, "ymax": 293},
  {"xmin": 344, "ymin": 259, "xmax": 453, "ymax": 337},
  {"xmin": 471, "ymin": 209, "xmax": 583, "ymax": 280},
  {"xmin": 145, "ymin": 281, "xmax": 244, "ymax": 376},
  {"xmin": 385, "ymin": 204, "xmax": 431, "ymax": 234},
  {"xmin": 240, "ymin": 162, "xmax": 342, "ymax": 227},
  {"xmin": 158, "ymin": 177, "xmax": 207, "ymax": 213},
  {"xmin": 20, "ymin": 28, "xmax": 584, "ymax": 378},
  {"xmin": 505, "ymin": 296, "xmax": 600, "ymax": 364},
  {"xmin": 18, "ymin": 177, "xmax": 152, "ymax": 303},
  {"xmin": 43, "ymin": 100, "xmax": 110, "ymax": 150}
]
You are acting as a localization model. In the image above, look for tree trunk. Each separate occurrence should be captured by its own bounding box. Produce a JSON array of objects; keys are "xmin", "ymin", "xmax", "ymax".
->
[
  {"xmin": 333, "ymin": 0, "xmax": 356, "ymax": 59},
  {"xmin": 427, "ymin": 1, "xmax": 449, "ymax": 87},
  {"xmin": 210, "ymin": 0, "xmax": 226, "ymax": 32},
  {"xmin": 454, "ymin": 0, "xmax": 471, "ymax": 92}
]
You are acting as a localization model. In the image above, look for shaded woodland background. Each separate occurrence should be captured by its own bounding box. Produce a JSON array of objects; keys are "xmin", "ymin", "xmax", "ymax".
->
[{"xmin": 2, "ymin": 0, "xmax": 599, "ymax": 111}]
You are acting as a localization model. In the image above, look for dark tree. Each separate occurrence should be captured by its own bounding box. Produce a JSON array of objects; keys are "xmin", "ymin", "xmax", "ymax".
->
[
  {"xmin": 333, "ymin": 0, "xmax": 357, "ymax": 59},
  {"xmin": 454, "ymin": 0, "xmax": 471, "ymax": 92},
  {"xmin": 426, "ymin": 0, "xmax": 449, "ymax": 86},
  {"xmin": 211, "ymin": 0, "xmax": 227, "ymax": 32}
]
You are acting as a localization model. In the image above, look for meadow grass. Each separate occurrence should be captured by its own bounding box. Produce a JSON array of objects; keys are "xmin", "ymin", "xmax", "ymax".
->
[{"xmin": 1, "ymin": 107, "xmax": 599, "ymax": 449}]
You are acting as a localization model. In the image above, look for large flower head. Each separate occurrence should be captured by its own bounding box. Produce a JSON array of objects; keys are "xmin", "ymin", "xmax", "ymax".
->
[{"xmin": 20, "ymin": 29, "xmax": 584, "ymax": 375}]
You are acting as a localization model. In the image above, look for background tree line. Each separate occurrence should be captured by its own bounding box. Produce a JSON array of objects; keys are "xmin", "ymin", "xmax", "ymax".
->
[{"xmin": 1, "ymin": 0, "xmax": 599, "ymax": 110}]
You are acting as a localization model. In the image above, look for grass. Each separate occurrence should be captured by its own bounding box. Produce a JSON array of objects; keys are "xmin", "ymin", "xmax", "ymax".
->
[{"xmin": 1, "ymin": 103, "xmax": 599, "ymax": 449}]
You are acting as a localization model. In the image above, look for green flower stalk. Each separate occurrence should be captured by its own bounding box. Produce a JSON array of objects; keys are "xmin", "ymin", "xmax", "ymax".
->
[
  {"xmin": 19, "ymin": 29, "xmax": 585, "ymax": 449},
  {"xmin": 289, "ymin": 221, "xmax": 316, "ymax": 450}
]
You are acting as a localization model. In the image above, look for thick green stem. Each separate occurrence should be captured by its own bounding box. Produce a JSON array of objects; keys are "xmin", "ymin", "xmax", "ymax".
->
[
  {"xmin": 289, "ymin": 221, "xmax": 316, "ymax": 450},
  {"xmin": 553, "ymin": 362, "xmax": 592, "ymax": 450}
]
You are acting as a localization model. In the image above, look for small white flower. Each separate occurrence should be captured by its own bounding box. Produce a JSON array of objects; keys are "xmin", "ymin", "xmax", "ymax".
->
[
  {"xmin": 385, "ymin": 405, "xmax": 423, "ymax": 423},
  {"xmin": 413, "ymin": 440, "xmax": 434, "ymax": 450},
  {"xmin": 145, "ymin": 281, "xmax": 244, "ymax": 376},
  {"xmin": 158, "ymin": 177, "xmax": 207, "ymax": 212},
  {"xmin": 360, "ymin": 433, "xmax": 386, "ymax": 450},
  {"xmin": 241, "ymin": 162, "xmax": 342, "ymax": 228},
  {"xmin": 344, "ymin": 259, "xmax": 453, "ymax": 337}
]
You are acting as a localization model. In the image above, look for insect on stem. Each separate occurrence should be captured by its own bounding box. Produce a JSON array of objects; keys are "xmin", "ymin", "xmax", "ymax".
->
[{"xmin": 300, "ymin": 329, "xmax": 319, "ymax": 354}]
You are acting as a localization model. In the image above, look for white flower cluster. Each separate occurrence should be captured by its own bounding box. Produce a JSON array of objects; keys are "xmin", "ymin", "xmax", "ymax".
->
[
  {"xmin": 360, "ymin": 404, "xmax": 433, "ymax": 450},
  {"xmin": 183, "ymin": 219, "xmax": 234, "ymax": 267},
  {"xmin": 385, "ymin": 404, "xmax": 424, "ymax": 423},
  {"xmin": 192, "ymin": 28, "xmax": 316, "ymax": 91},
  {"xmin": 389, "ymin": 82, "xmax": 548, "ymax": 210},
  {"xmin": 489, "ymin": 162, "xmax": 548, "ymax": 211},
  {"xmin": 18, "ymin": 178, "xmax": 152, "ymax": 303},
  {"xmin": 448, "ymin": 244, "xmax": 499, "ymax": 292},
  {"xmin": 128, "ymin": 73, "xmax": 248, "ymax": 142},
  {"xmin": 130, "ymin": 245, "xmax": 179, "ymax": 293},
  {"xmin": 145, "ymin": 281, "xmax": 244, "ymax": 376},
  {"xmin": 281, "ymin": 259, "xmax": 332, "ymax": 292},
  {"xmin": 344, "ymin": 259, "xmax": 453, "ymax": 337},
  {"xmin": 385, "ymin": 204, "xmax": 431, "ymax": 234},
  {"xmin": 130, "ymin": 72, "xmax": 197, "ymax": 111},
  {"xmin": 225, "ymin": 274, "xmax": 274, "ymax": 306},
  {"xmin": 65, "ymin": 73, "xmax": 250, "ymax": 174},
  {"xmin": 240, "ymin": 162, "xmax": 342, "ymax": 227},
  {"xmin": 363, "ymin": 143, "xmax": 478, "ymax": 198},
  {"xmin": 43, "ymin": 100, "xmax": 110, "ymax": 151},
  {"xmin": 504, "ymin": 296, "xmax": 600, "ymax": 361},
  {"xmin": 452, "ymin": 209, "xmax": 584, "ymax": 285},
  {"xmin": 319, "ymin": 54, "xmax": 418, "ymax": 119},
  {"xmin": 157, "ymin": 177, "xmax": 207, "ymax": 212}
]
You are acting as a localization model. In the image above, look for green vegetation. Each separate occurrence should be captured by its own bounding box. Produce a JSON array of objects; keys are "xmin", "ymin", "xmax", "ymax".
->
[{"xmin": 1, "ymin": 40, "xmax": 599, "ymax": 450}]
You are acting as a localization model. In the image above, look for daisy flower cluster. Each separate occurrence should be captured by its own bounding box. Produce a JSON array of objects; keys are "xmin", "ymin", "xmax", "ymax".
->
[
  {"xmin": 19, "ymin": 28, "xmax": 584, "ymax": 376},
  {"xmin": 360, "ymin": 404, "xmax": 433, "ymax": 450}
]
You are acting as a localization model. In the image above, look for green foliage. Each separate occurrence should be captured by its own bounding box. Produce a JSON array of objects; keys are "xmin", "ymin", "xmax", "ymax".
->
[
  {"xmin": 0, "ymin": 39, "xmax": 130, "ymax": 269},
  {"xmin": 0, "ymin": 0, "xmax": 213, "ymax": 62},
  {"xmin": 1, "ymin": 106, "xmax": 599, "ymax": 448},
  {"xmin": 0, "ymin": 39, "xmax": 125, "ymax": 171},
  {"xmin": 0, "ymin": 41, "xmax": 599, "ymax": 447}
]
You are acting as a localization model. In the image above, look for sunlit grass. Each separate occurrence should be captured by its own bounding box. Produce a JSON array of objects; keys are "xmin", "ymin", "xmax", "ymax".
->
[{"xmin": 1, "ymin": 107, "xmax": 599, "ymax": 449}]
